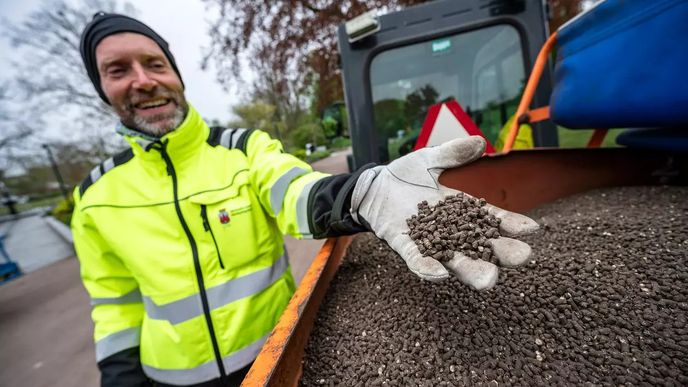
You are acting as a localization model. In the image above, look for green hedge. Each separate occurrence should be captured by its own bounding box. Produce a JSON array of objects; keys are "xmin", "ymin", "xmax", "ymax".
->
[
  {"xmin": 329, "ymin": 137, "xmax": 351, "ymax": 150},
  {"xmin": 307, "ymin": 150, "xmax": 331, "ymax": 163},
  {"xmin": 51, "ymin": 197, "xmax": 74, "ymax": 226},
  {"xmin": 290, "ymin": 149, "xmax": 331, "ymax": 163}
]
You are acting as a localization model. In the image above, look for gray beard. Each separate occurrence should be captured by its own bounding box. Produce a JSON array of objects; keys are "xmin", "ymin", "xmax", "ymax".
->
[{"xmin": 131, "ymin": 104, "xmax": 187, "ymax": 137}]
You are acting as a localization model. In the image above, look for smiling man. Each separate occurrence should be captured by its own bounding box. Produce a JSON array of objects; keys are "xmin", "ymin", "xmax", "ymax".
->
[
  {"xmin": 96, "ymin": 32, "xmax": 187, "ymax": 136},
  {"xmin": 74, "ymin": 12, "xmax": 538, "ymax": 387}
]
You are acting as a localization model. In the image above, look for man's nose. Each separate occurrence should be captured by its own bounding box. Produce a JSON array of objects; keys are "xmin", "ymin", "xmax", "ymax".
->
[{"xmin": 131, "ymin": 63, "xmax": 156, "ymax": 91}]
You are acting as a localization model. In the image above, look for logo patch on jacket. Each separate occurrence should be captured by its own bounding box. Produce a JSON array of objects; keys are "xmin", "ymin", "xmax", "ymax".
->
[{"xmin": 218, "ymin": 209, "xmax": 230, "ymax": 224}]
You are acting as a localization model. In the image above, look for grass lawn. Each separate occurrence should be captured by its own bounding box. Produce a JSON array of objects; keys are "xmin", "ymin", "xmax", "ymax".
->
[
  {"xmin": 0, "ymin": 194, "xmax": 64, "ymax": 216},
  {"xmin": 557, "ymin": 127, "xmax": 626, "ymax": 148}
]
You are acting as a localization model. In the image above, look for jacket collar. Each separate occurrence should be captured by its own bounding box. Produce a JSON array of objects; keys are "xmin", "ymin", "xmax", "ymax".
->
[{"xmin": 119, "ymin": 104, "xmax": 209, "ymax": 163}]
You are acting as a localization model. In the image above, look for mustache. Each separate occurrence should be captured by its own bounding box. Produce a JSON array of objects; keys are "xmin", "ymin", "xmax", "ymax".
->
[{"xmin": 126, "ymin": 86, "xmax": 181, "ymax": 106}]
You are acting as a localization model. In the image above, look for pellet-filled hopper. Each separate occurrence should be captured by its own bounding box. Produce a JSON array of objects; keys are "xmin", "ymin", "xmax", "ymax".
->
[
  {"xmin": 242, "ymin": 0, "xmax": 688, "ymax": 384},
  {"xmin": 241, "ymin": 148, "xmax": 685, "ymax": 387}
]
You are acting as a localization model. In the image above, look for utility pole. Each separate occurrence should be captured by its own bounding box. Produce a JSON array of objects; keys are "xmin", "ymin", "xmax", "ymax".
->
[{"xmin": 42, "ymin": 144, "xmax": 69, "ymax": 200}]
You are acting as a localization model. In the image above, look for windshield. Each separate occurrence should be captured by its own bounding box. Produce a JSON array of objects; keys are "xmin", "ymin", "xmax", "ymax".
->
[{"xmin": 369, "ymin": 24, "xmax": 525, "ymax": 161}]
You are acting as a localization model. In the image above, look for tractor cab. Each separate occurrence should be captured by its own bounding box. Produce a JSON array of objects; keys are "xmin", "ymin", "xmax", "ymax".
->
[{"xmin": 337, "ymin": 0, "xmax": 558, "ymax": 170}]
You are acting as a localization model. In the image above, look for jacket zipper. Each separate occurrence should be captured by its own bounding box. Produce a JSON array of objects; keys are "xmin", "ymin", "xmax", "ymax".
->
[
  {"xmin": 155, "ymin": 141, "xmax": 227, "ymax": 380},
  {"xmin": 200, "ymin": 205, "xmax": 225, "ymax": 269}
]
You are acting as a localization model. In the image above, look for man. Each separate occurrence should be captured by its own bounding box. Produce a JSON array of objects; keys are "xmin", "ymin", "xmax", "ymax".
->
[{"xmin": 74, "ymin": 12, "xmax": 538, "ymax": 387}]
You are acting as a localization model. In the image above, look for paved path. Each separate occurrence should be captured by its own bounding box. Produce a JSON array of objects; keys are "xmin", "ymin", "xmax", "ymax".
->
[
  {"xmin": 0, "ymin": 258, "xmax": 97, "ymax": 387},
  {"xmin": 1, "ymin": 215, "xmax": 74, "ymax": 274},
  {"xmin": 0, "ymin": 149, "xmax": 351, "ymax": 387}
]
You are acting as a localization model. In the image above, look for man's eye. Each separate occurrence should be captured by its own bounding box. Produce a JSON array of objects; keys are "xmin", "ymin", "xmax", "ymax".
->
[{"xmin": 108, "ymin": 67, "xmax": 125, "ymax": 76}]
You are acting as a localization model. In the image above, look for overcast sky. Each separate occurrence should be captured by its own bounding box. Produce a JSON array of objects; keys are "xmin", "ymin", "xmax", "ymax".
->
[{"xmin": 0, "ymin": 0, "xmax": 245, "ymax": 124}]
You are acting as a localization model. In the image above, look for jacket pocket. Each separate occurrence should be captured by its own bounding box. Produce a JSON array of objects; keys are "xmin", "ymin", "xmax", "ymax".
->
[{"xmin": 189, "ymin": 181, "xmax": 259, "ymax": 271}]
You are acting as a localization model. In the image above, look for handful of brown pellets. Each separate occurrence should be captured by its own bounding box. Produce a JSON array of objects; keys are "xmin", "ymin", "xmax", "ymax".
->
[{"xmin": 406, "ymin": 193, "xmax": 502, "ymax": 263}]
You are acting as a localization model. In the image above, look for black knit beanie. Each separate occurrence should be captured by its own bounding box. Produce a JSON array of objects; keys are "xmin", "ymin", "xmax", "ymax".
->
[{"xmin": 79, "ymin": 12, "xmax": 185, "ymax": 104}]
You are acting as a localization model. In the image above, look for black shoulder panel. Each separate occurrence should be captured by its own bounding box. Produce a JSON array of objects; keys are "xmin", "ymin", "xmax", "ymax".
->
[
  {"xmin": 206, "ymin": 126, "xmax": 224, "ymax": 147},
  {"xmin": 79, "ymin": 177, "xmax": 92, "ymax": 199},
  {"xmin": 207, "ymin": 127, "xmax": 255, "ymax": 155},
  {"xmin": 113, "ymin": 148, "xmax": 134, "ymax": 165},
  {"xmin": 235, "ymin": 129, "xmax": 255, "ymax": 154},
  {"xmin": 79, "ymin": 148, "xmax": 134, "ymax": 197}
]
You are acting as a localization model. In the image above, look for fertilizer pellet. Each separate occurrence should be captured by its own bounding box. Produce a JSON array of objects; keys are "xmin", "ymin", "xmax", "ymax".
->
[
  {"xmin": 406, "ymin": 194, "xmax": 501, "ymax": 263},
  {"xmin": 302, "ymin": 186, "xmax": 688, "ymax": 386}
]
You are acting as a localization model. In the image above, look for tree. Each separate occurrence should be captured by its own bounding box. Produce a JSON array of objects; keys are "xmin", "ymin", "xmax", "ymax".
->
[
  {"xmin": 374, "ymin": 98, "xmax": 405, "ymax": 139},
  {"xmin": 548, "ymin": 0, "xmax": 586, "ymax": 31},
  {"xmin": 248, "ymin": 60, "xmax": 305, "ymax": 142},
  {"xmin": 203, "ymin": 0, "xmax": 428, "ymax": 114},
  {"xmin": 0, "ymin": 82, "xmax": 33, "ymax": 169},
  {"xmin": 230, "ymin": 100, "xmax": 281, "ymax": 140},
  {"xmin": 1, "ymin": 0, "xmax": 139, "ymax": 193},
  {"xmin": 404, "ymin": 84, "xmax": 439, "ymax": 131},
  {"xmin": 5, "ymin": 139, "xmax": 105, "ymax": 197},
  {"xmin": 3, "ymin": 0, "xmax": 137, "ymax": 151},
  {"xmin": 289, "ymin": 121, "xmax": 326, "ymax": 150}
]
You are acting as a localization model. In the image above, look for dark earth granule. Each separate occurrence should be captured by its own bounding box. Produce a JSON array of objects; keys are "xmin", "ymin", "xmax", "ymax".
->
[
  {"xmin": 301, "ymin": 186, "xmax": 688, "ymax": 386},
  {"xmin": 406, "ymin": 194, "xmax": 501, "ymax": 262}
]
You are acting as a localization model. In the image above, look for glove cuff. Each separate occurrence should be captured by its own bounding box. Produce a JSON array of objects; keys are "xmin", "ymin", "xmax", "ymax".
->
[
  {"xmin": 350, "ymin": 165, "xmax": 384, "ymax": 225},
  {"xmin": 306, "ymin": 163, "xmax": 377, "ymax": 238}
]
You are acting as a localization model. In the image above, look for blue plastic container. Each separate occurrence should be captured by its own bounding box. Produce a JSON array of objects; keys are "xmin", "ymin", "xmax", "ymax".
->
[{"xmin": 550, "ymin": 0, "xmax": 688, "ymax": 129}]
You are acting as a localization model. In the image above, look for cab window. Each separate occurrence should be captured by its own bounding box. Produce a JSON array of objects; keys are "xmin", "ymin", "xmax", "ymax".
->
[{"xmin": 369, "ymin": 24, "xmax": 525, "ymax": 161}]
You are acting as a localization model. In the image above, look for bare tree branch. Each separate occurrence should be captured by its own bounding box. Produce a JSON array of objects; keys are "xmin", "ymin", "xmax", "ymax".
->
[
  {"xmin": 4, "ymin": 0, "xmax": 137, "ymax": 146},
  {"xmin": 203, "ymin": 0, "xmax": 427, "ymax": 114},
  {"xmin": 0, "ymin": 0, "xmax": 139, "ymax": 176}
]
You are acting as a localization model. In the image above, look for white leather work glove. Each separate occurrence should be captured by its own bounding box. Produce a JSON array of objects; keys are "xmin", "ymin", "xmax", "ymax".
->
[{"xmin": 350, "ymin": 136, "xmax": 539, "ymax": 290}]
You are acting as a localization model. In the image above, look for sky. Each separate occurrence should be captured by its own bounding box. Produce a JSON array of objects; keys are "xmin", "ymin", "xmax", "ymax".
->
[{"xmin": 0, "ymin": 0, "xmax": 247, "ymax": 125}]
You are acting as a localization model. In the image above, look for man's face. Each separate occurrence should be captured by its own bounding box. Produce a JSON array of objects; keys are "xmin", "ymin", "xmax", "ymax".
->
[{"xmin": 96, "ymin": 33, "xmax": 188, "ymax": 137}]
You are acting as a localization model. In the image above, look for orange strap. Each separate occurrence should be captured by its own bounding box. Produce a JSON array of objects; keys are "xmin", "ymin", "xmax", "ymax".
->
[
  {"xmin": 587, "ymin": 129, "xmax": 608, "ymax": 148},
  {"xmin": 504, "ymin": 32, "xmax": 557, "ymax": 153},
  {"xmin": 518, "ymin": 106, "xmax": 550, "ymax": 124}
]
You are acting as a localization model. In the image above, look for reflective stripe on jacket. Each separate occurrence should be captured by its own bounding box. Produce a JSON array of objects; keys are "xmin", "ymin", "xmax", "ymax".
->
[{"xmin": 72, "ymin": 105, "xmax": 328, "ymax": 385}]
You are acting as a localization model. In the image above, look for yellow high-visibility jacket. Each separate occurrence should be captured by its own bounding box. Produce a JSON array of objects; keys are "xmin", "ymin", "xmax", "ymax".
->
[{"xmin": 72, "ymin": 105, "xmax": 366, "ymax": 385}]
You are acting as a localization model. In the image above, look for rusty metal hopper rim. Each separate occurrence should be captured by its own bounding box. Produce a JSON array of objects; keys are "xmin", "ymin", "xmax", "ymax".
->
[{"xmin": 243, "ymin": 237, "xmax": 346, "ymax": 386}]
